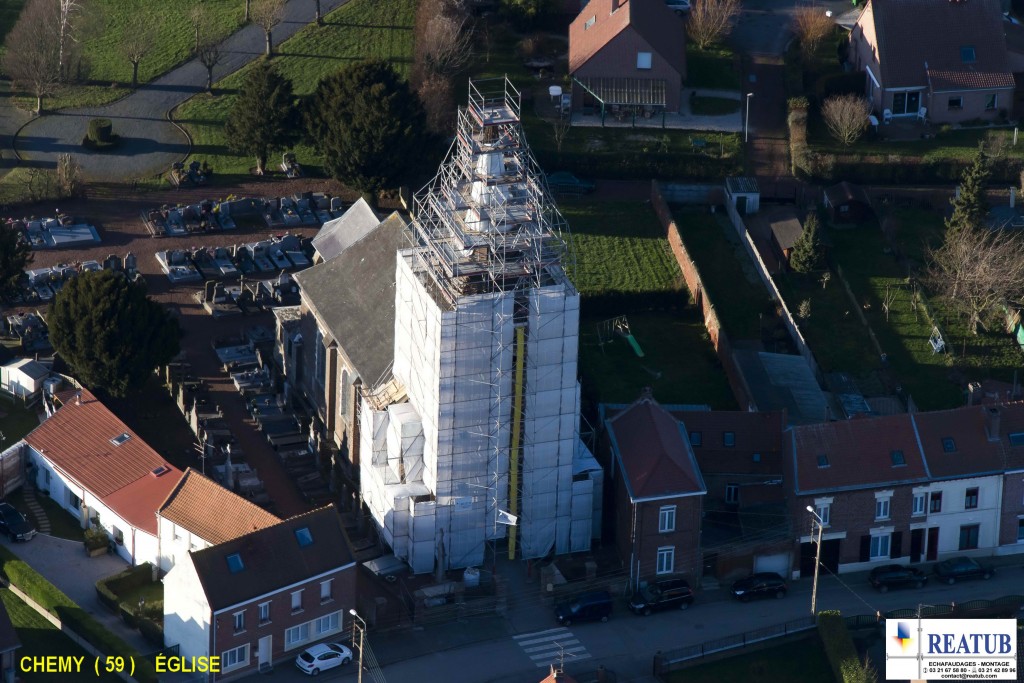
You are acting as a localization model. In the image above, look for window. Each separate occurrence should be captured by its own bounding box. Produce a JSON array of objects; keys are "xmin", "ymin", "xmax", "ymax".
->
[
  {"xmin": 295, "ymin": 527, "xmax": 313, "ymax": 547},
  {"xmin": 890, "ymin": 450, "xmax": 906, "ymax": 467},
  {"xmin": 725, "ymin": 484, "xmax": 739, "ymax": 505},
  {"xmin": 1018, "ymin": 518, "xmax": 1024, "ymax": 542},
  {"xmin": 723, "ymin": 432, "xmax": 736, "ymax": 447},
  {"xmin": 285, "ymin": 622, "xmax": 310, "ymax": 648},
  {"xmin": 942, "ymin": 437, "xmax": 956, "ymax": 453},
  {"xmin": 69, "ymin": 492, "xmax": 80, "ymax": 510},
  {"xmin": 815, "ymin": 503, "xmax": 830, "ymax": 526},
  {"xmin": 340, "ymin": 369, "xmax": 352, "ymax": 417},
  {"xmin": 870, "ymin": 534, "xmax": 891, "ymax": 559},
  {"xmin": 948, "ymin": 96, "xmax": 964, "ymax": 111},
  {"xmin": 110, "ymin": 433, "xmax": 131, "ymax": 446},
  {"xmin": 964, "ymin": 487, "xmax": 979, "ymax": 510},
  {"xmin": 320, "ymin": 579, "xmax": 333, "ymax": 602},
  {"xmin": 637, "ymin": 52, "xmax": 652, "ymax": 69},
  {"xmin": 912, "ymin": 493, "xmax": 926, "ymax": 516},
  {"xmin": 875, "ymin": 498, "xmax": 890, "ymax": 521},
  {"xmin": 930, "ymin": 492, "xmax": 943, "ymax": 513},
  {"xmin": 291, "ymin": 590, "xmax": 303, "ymax": 612},
  {"xmin": 258, "ymin": 602, "xmax": 271, "ymax": 624},
  {"xmin": 656, "ymin": 546, "xmax": 675, "ymax": 575},
  {"xmin": 222, "ymin": 644, "xmax": 248, "ymax": 671},
  {"xmin": 961, "ymin": 46, "xmax": 976, "ymax": 63},
  {"xmin": 986, "ymin": 94, "xmax": 998, "ymax": 111},
  {"xmin": 1010, "ymin": 432, "xmax": 1024, "ymax": 446},
  {"xmin": 817, "ymin": 454, "xmax": 830, "ymax": 468},
  {"xmin": 689, "ymin": 431, "xmax": 702, "ymax": 447},
  {"xmin": 226, "ymin": 553, "xmax": 244, "ymax": 573},
  {"xmin": 173, "ymin": 527, "xmax": 182, "ymax": 542},
  {"xmin": 658, "ymin": 506, "xmax": 676, "ymax": 533},
  {"xmin": 752, "ymin": 453, "xmax": 761, "ymax": 463},
  {"xmin": 315, "ymin": 611, "xmax": 341, "ymax": 635},
  {"xmin": 44, "ymin": 469, "xmax": 50, "ymax": 485},
  {"xmin": 584, "ymin": 15, "xmax": 595, "ymax": 29},
  {"xmin": 233, "ymin": 611, "xmax": 245, "ymax": 633},
  {"xmin": 958, "ymin": 524, "xmax": 980, "ymax": 551},
  {"xmin": 314, "ymin": 329, "xmax": 325, "ymax": 387}
]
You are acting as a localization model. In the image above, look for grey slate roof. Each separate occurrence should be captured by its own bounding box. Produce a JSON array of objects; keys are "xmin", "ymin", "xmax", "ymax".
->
[
  {"xmin": 4, "ymin": 358, "xmax": 49, "ymax": 380},
  {"xmin": 294, "ymin": 212, "xmax": 408, "ymax": 384},
  {"xmin": 767, "ymin": 208, "xmax": 803, "ymax": 251},
  {"xmin": 189, "ymin": 505, "xmax": 355, "ymax": 612},
  {"xmin": 311, "ymin": 198, "xmax": 380, "ymax": 262}
]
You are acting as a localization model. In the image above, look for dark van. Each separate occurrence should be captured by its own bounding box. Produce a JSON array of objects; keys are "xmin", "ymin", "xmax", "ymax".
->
[{"xmin": 554, "ymin": 590, "xmax": 612, "ymax": 626}]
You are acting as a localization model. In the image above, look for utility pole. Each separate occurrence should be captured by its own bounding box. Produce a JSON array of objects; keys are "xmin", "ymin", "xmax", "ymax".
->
[
  {"xmin": 349, "ymin": 608, "xmax": 365, "ymax": 683},
  {"xmin": 806, "ymin": 505, "xmax": 824, "ymax": 615}
]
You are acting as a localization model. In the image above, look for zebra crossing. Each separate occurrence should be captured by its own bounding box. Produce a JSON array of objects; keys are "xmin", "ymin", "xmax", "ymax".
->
[{"xmin": 513, "ymin": 627, "xmax": 592, "ymax": 668}]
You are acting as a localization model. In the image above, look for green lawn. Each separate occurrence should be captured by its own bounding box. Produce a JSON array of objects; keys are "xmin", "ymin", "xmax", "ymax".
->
[
  {"xmin": 663, "ymin": 636, "xmax": 834, "ymax": 683},
  {"xmin": 685, "ymin": 44, "xmax": 741, "ymax": 90},
  {"xmin": 670, "ymin": 208, "xmax": 773, "ymax": 339},
  {"xmin": 0, "ymin": 0, "xmax": 26, "ymax": 57},
  {"xmin": 561, "ymin": 199, "xmax": 684, "ymax": 298},
  {"xmin": 690, "ymin": 96, "xmax": 740, "ymax": 116},
  {"xmin": 0, "ymin": 588, "xmax": 121, "ymax": 683},
  {"xmin": 173, "ymin": 0, "xmax": 416, "ymax": 179},
  {"xmin": 0, "ymin": 399, "xmax": 39, "ymax": 445}
]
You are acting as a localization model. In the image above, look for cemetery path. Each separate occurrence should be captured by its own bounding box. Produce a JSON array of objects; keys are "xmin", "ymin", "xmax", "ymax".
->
[{"xmin": 12, "ymin": 0, "xmax": 354, "ymax": 181}]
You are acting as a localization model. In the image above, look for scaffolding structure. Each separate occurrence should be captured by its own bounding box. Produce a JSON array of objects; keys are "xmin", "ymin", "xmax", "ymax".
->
[{"xmin": 359, "ymin": 77, "xmax": 602, "ymax": 573}]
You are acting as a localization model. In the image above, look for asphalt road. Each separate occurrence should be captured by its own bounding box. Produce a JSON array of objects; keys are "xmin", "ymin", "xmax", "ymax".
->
[
  {"xmin": 730, "ymin": 0, "xmax": 857, "ymax": 55},
  {"xmin": 256, "ymin": 562, "xmax": 1024, "ymax": 683}
]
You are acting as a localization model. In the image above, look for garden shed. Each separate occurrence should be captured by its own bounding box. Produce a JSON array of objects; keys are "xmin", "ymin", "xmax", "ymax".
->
[
  {"xmin": 823, "ymin": 182, "xmax": 873, "ymax": 223},
  {"xmin": 767, "ymin": 208, "xmax": 804, "ymax": 267},
  {"xmin": 0, "ymin": 358, "xmax": 49, "ymax": 401}
]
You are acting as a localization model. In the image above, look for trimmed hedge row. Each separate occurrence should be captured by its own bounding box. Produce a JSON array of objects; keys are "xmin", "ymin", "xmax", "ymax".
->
[
  {"xmin": 535, "ymin": 149, "xmax": 742, "ymax": 182},
  {"xmin": 0, "ymin": 545, "xmax": 157, "ymax": 683},
  {"xmin": 96, "ymin": 563, "xmax": 154, "ymax": 614},
  {"xmin": 817, "ymin": 610, "xmax": 860, "ymax": 682}
]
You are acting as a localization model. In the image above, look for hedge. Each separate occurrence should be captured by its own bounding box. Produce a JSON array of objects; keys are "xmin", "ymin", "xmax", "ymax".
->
[
  {"xmin": 535, "ymin": 149, "xmax": 742, "ymax": 182},
  {"xmin": 817, "ymin": 610, "xmax": 861, "ymax": 683},
  {"xmin": 96, "ymin": 563, "xmax": 154, "ymax": 614},
  {"xmin": 0, "ymin": 545, "xmax": 157, "ymax": 683}
]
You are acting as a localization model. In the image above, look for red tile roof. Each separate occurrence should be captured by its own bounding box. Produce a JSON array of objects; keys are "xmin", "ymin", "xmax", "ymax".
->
[
  {"xmin": 668, "ymin": 410, "xmax": 785, "ymax": 476},
  {"xmin": 914, "ymin": 403, "xmax": 1024, "ymax": 477},
  {"xmin": 158, "ymin": 468, "xmax": 280, "ymax": 545},
  {"xmin": 606, "ymin": 397, "xmax": 706, "ymax": 501},
  {"xmin": 24, "ymin": 388, "xmax": 181, "ymax": 534},
  {"xmin": 861, "ymin": 0, "xmax": 1013, "ymax": 91},
  {"xmin": 569, "ymin": 0, "xmax": 685, "ymax": 76},
  {"xmin": 788, "ymin": 413, "xmax": 929, "ymax": 494}
]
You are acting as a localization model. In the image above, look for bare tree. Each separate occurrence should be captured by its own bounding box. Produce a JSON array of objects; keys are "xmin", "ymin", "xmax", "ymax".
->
[
  {"xmin": 418, "ymin": 12, "xmax": 474, "ymax": 76},
  {"xmin": 198, "ymin": 39, "xmax": 222, "ymax": 93},
  {"xmin": 822, "ymin": 94, "xmax": 870, "ymax": 146},
  {"xmin": 686, "ymin": 0, "xmax": 740, "ymax": 50},
  {"xmin": 188, "ymin": 2, "xmax": 209, "ymax": 53},
  {"xmin": 56, "ymin": 153, "xmax": 83, "ymax": 198},
  {"xmin": 58, "ymin": 0, "xmax": 85, "ymax": 81},
  {"xmin": 551, "ymin": 114, "xmax": 571, "ymax": 155},
  {"xmin": 416, "ymin": 71, "xmax": 456, "ymax": 134},
  {"xmin": 928, "ymin": 225, "xmax": 1024, "ymax": 335},
  {"xmin": 121, "ymin": 14, "xmax": 158, "ymax": 88},
  {"xmin": 2, "ymin": 0, "xmax": 62, "ymax": 113},
  {"xmin": 251, "ymin": 0, "xmax": 285, "ymax": 57},
  {"xmin": 793, "ymin": 7, "xmax": 833, "ymax": 62}
]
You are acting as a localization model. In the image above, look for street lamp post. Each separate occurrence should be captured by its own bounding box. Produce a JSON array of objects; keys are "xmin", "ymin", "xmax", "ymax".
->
[
  {"xmin": 745, "ymin": 92, "xmax": 755, "ymax": 143},
  {"xmin": 806, "ymin": 505, "xmax": 824, "ymax": 615},
  {"xmin": 349, "ymin": 608, "xmax": 366, "ymax": 683}
]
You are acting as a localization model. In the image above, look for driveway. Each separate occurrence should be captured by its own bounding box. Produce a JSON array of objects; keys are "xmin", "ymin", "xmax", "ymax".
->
[
  {"xmin": 730, "ymin": 0, "xmax": 856, "ymax": 56},
  {"xmin": 13, "ymin": 0, "xmax": 354, "ymax": 181},
  {"xmin": 2, "ymin": 533, "xmax": 152, "ymax": 653}
]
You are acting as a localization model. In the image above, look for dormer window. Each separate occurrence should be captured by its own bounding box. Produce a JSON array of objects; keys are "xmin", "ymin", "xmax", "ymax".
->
[
  {"xmin": 890, "ymin": 450, "xmax": 906, "ymax": 467},
  {"xmin": 817, "ymin": 454, "xmax": 829, "ymax": 468},
  {"xmin": 961, "ymin": 46, "xmax": 976, "ymax": 63},
  {"xmin": 941, "ymin": 437, "xmax": 956, "ymax": 453}
]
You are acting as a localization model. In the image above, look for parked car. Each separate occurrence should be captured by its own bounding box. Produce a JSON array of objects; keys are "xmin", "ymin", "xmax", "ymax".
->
[
  {"xmin": 0, "ymin": 503, "xmax": 36, "ymax": 542},
  {"xmin": 546, "ymin": 171, "xmax": 596, "ymax": 195},
  {"xmin": 555, "ymin": 590, "xmax": 612, "ymax": 626},
  {"xmin": 730, "ymin": 573, "xmax": 787, "ymax": 602},
  {"xmin": 665, "ymin": 0, "xmax": 691, "ymax": 13},
  {"xmin": 294, "ymin": 642, "xmax": 352, "ymax": 676},
  {"xmin": 933, "ymin": 557, "xmax": 994, "ymax": 584},
  {"xmin": 868, "ymin": 564, "xmax": 929, "ymax": 592},
  {"xmin": 628, "ymin": 577, "xmax": 694, "ymax": 615}
]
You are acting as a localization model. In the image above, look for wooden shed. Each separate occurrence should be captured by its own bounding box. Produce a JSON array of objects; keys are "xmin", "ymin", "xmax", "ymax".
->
[
  {"xmin": 823, "ymin": 182, "xmax": 873, "ymax": 223},
  {"xmin": 767, "ymin": 208, "xmax": 804, "ymax": 268}
]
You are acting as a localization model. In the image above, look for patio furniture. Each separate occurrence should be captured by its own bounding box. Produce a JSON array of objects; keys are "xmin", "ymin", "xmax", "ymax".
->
[
  {"xmin": 883, "ymin": 108, "xmax": 893, "ymax": 124},
  {"xmin": 916, "ymin": 106, "xmax": 928, "ymax": 124},
  {"xmin": 868, "ymin": 114, "xmax": 879, "ymax": 132}
]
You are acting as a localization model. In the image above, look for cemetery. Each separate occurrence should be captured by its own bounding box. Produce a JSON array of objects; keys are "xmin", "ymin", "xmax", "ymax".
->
[{"xmin": 7, "ymin": 214, "xmax": 101, "ymax": 249}]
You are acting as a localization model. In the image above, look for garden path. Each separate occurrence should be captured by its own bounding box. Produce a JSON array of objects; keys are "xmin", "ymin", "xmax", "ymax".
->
[{"xmin": 11, "ymin": 0, "xmax": 353, "ymax": 181}]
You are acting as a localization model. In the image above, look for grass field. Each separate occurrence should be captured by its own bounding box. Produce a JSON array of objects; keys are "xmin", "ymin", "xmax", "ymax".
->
[
  {"xmin": 0, "ymin": 398, "xmax": 39, "ymax": 444},
  {"xmin": 663, "ymin": 636, "xmax": 835, "ymax": 683},
  {"xmin": 670, "ymin": 208, "xmax": 772, "ymax": 339},
  {"xmin": 174, "ymin": 0, "xmax": 416, "ymax": 179},
  {"xmin": 690, "ymin": 96, "xmax": 740, "ymax": 116},
  {"xmin": 0, "ymin": 588, "xmax": 121, "ymax": 683},
  {"xmin": 685, "ymin": 44, "xmax": 742, "ymax": 90},
  {"xmin": 0, "ymin": 0, "xmax": 26, "ymax": 57}
]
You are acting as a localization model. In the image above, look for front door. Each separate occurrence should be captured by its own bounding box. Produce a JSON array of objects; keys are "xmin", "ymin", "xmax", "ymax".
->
[
  {"xmin": 910, "ymin": 529, "xmax": 923, "ymax": 563},
  {"xmin": 258, "ymin": 635, "xmax": 272, "ymax": 669},
  {"xmin": 926, "ymin": 527, "xmax": 939, "ymax": 562}
]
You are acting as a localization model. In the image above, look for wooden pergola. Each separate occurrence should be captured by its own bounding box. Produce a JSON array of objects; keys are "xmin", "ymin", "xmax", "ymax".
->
[{"xmin": 573, "ymin": 77, "xmax": 668, "ymax": 126}]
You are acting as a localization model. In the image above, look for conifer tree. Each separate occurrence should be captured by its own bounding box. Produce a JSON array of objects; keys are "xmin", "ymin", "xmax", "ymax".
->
[
  {"xmin": 224, "ymin": 62, "xmax": 298, "ymax": 175},
  {"xmin": 946, "ymin": 146, "xmax": 990, "ymax": 237},
  {"xmin": 790, "ymin": 212, "xmax": 825, "ymax": 273}
]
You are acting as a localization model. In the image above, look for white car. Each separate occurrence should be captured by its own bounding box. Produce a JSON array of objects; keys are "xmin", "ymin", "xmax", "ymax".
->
[
  {"xmin": 666, "ymin": 0, "xmax": 691, "ymax": 13},
  {"xmin": 294, "ymin": 643, "xmax": 352, "ymax": 676}
]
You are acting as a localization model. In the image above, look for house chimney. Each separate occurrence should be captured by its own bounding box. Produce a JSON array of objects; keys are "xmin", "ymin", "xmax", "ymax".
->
[
  {"xmin": 967, "ymin": 381, "xmax": 982, "ymax": 406},
  {"xmin": 75, "ymin": 392, "xmax": 81, "ymax": 406},
  {"xmin": 986, "ymin": 406, "xmax": 1001, "ymax": 441}
]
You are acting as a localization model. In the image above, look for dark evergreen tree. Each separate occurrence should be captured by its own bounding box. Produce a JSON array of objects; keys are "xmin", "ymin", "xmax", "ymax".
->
[
  {"xmin": 224, "ymin": 62, "xmax": 298, "ymax": 175},
  {"xmin": 306, "ymin": 60, "xmax": 425, "ymax": 197},
  {"xmin": 0, "ymin": 222, "xmax": 32, "ymax": 301},
  {"xmin": 946, "ymin": 146, "xmax": 990, "ymax": 237},
  {"xmin": 790, "ymin": 212, "xmax": 825, "ymax": 273},
  {"xmin": 48, "ymin": 270, "xmax": 180, "ymax": 396}
]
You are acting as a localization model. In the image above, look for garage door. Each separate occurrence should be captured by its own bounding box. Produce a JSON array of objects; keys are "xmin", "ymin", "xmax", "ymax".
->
[{"xmin": 754, "ymin": 553, "xmax": 791, "ymax": 576}]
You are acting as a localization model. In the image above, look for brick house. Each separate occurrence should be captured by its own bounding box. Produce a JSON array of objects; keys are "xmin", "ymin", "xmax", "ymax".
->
[
  {"xmin": 568, "ymin": 0, "xmax": 686, "ymax": 117},
  {"xmin": 604, "ymin": 394, "xmax": 706, "ymax": 590},
  {"xmin": 163, "ymin": 505, "xmax": 356, "ymax": 680},
  {"xmin": 849, "ymin": 0, "xmax": 1014, "ymax": 123},
  {"xmin": 156, "ymin": 468, "xmax": 280, "ymax": 574}
]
